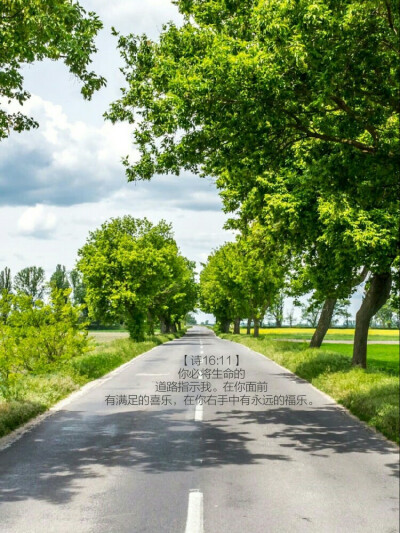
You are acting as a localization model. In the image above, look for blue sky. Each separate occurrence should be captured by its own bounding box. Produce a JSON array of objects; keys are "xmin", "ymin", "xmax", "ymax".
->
[{"xmin": 0, "ymin": 0, "xmax": 363, "ymax": 322}]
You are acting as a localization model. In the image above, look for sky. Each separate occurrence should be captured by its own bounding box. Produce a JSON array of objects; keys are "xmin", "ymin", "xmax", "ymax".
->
[{"xmin": 0, "ymin": 0, "xmax": 363, "ymax": 323}]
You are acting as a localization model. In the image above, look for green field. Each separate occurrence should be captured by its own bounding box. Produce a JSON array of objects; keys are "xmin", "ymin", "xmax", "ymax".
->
[
  {"xmin": 320, "ymin": 343, "xmax": 399, "ymax": 375},
  {"xmin": 220, "ymin": 333, "xmax": 399, "ymax": 444}
]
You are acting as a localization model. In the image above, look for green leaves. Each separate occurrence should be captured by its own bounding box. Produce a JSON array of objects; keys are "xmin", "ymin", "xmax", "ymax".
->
[
  {"xmin": 200, "ymin": 227, "xmax": 286, "ymax": 328},
  {"xmin": 0, "ymin": 0, "xmax": 106, "ymax": 138},
  {"xmin": 0, "ymin": 289, "xmax": 89, "ymax": 397},
  {"xmin": 77, "ymin": 216, "xmax": 197, "ymax": 340}
]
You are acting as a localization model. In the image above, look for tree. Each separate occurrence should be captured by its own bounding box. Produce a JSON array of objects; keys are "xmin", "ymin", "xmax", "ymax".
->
[
  {"xmin": 107, "ymin": 0, "xmax": 398, "ymax": 367},
  {"xmin": 150, "ymin": 255, "xmax": 197, "ymax": 333},
  {"xmin": 0, "ymin": 0, "xmax": 106, "ymax": 139},
  {"xmin": 332, "ymin": 299, "xmax": 352, "ymax": 327},
  {"xmin": 200, "ymin": 229, "xmax": 285, "ymax": 336},
  {"xmin": 77, "ymin": 216, "xmax": 196, "ymax": 341},
  {"xmin": 0, "ymin": 267, "xmax": 12, "ymax": 292},
  {"xmin": 50, "ymin": 264, "xmax": 70, "ymax": 291},
  {"xmin": 266, "ymin": 291, "xmax": 284, "ymax": 328},
  {"xmin": 106, "ymin": 0, "xmax": 398, "ymax": 189},
  {"xmin": 300, "ymin": 301, "xmax": 321, "ymax": 328},
  {"xmin": 286, "ymin": 308, "xmax": 295, "ymax": 328},
  {"xmin": 373, "ymin": 303, "xmax": 396, "ymax": 329},
  {"xmin": 69, "ymin": 268, "xmax": 88, "ymax": 320},
  {"xmin": 14, "ymin": 266, "xmax": 45, "ymax": 300},
  {"xmin": 0, "ymin": 288, "xmax": 88, "ymax": 396},
  {"xmin": 199, "ymin": 244, "xmax": 241, "ymax": 333},
  {"xmin": 186, "ymin": 312, "xmax": 197, "ymax": 325}
]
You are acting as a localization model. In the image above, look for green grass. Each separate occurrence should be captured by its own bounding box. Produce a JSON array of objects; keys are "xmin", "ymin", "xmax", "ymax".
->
[
  {"xmin": 88, "ymin": 327, "xmax": 128, "ymax": 333},
  {"xmin": 220, "ymin": 333, "xmax": 399, "ymax": 444},
  {"xmin": 0, "ymin": 330, "xmax": 185, "ymax": 439},
  {"xmin": 319, "ymin": 343, "xmax": 399, "ymax": 375}
]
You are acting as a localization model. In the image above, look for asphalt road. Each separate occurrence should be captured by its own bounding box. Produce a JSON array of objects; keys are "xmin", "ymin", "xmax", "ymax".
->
[{"xmin": 0, "ymin": 326, "xmax": 398, "ymax": 533}]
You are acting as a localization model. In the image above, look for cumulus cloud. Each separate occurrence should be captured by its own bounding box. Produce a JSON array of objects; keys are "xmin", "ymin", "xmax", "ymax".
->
[
  {"xmin": 17, "ymin": 204, "xmax": 57, "ymax": 238},
  {"xmin": 0, "ymin": 94, "xmax": 135, "ymax": 206},
  {"xmin": 0, "ymin": 94, "xmax": 222, "ymax": 211}
]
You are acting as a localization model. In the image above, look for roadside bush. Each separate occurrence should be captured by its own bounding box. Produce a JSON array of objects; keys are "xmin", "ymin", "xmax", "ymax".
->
[{"xmin": 0, "ymin": 289, "xmax": 90, "ymax": 398}]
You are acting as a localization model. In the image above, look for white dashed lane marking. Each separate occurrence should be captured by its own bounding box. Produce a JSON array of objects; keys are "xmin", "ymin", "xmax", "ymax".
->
[{"xmin": 185, "ymin": 490, "xmax": 204, "ymax": 533}]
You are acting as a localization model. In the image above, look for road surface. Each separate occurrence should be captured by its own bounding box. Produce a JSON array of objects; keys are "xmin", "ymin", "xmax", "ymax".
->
[{"xmin": 0, "ymin": 327, "xmax": 398, "ymax": 532}]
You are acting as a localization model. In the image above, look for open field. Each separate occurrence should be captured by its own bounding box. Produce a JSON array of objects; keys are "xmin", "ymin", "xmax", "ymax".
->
[
  {"xmin": 319, "ymin": 343, "xmax": 399, "ymax": 374},
  {"xmin": 220, "ymin": 333, "xmax": 399, "ymax": 443},
  {"xmin": 89, "ymin": 331, "xmax": 130, "ymax": 343},
  {"xmin": 239, "ymin": 327, "xmax": 400, "ymax": 341}
]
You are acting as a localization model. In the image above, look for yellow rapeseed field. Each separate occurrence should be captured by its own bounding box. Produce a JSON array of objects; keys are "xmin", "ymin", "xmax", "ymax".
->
[{"xmin": 240, "ymin": 328, "xmax": 399, "ymax": 336}]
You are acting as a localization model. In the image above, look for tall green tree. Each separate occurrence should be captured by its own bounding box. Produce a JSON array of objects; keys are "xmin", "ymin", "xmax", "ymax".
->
[
  {"xmin": 200, "ymin": 243, "xmax": 246, "ymax": 333},
  {"xmin": 69, "ymin": 268, "xmax": 88, "ymax": 319},
  {"xmin": 200, "ymin": 230, "xmax": 285, "ymax": 336},
  {"xmin": 266, "ymin": 291, "xmax": 285, "ymax": 328},
  {"xmin": 148, "ymin": 255, "xmax": 197, "ymax": 333},
  {"xmin": 300, "ymin": 300, "xmax": 321, "ymax": 328},
  {"xmin": 50, "ymin": 264, "xmax": 70, "ymax": 291},
  {"xmin": 14, "ymin": 266, "xmax": 45, "ymax": 300},
  {"xmin": 0, "ymin": 0, "xmax": 106, "ymax": 139},
  {"xmin": 107, "ymin": 0, "xmax": 399, "ymax": 367},
  {"xmin": 77, "ymin": 216, "xmax": 196, "ymax": 341},
  {"xmin": 0, "ymin": 267, "xmax": 12, "ymax": 292}
]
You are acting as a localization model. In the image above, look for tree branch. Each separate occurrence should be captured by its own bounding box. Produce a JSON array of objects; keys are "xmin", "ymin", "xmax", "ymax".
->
[
  {"xmin": 384, "ymin": 0, "xmax": 398, "ymax": 35},
  {"xmin": 290, "ymin": 121, "xmax": 376, "ymax": 153},
  {"xmin": 329, "ymin": 95, "xmax": 378, "ymax": 144}
]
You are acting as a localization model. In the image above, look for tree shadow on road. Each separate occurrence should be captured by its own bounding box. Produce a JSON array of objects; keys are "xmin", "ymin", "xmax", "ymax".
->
[
  {"xmin": 212, "ymin": 406, "xmax": 399, "ymax": 468},
  {"xmin": 0, "ymin": 407, "xmax": 290, "ymax": 506}
]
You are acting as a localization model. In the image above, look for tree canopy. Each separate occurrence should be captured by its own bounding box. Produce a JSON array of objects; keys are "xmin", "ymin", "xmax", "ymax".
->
[
  {"xmin": 200, "ymin": 228, "xmax": 285, "ymax": 335},
  {"xmin": 0, "ymin": 0, "xmax": 106, "ymax": 139},
  {"xmin": 14, "ymin": 266, "xmax": 45, "ymax": 300},
  {"xmin": 107, "ymin": 0, "xmax": 399, "ymax": 366},
  {"xmin": 107, "ymin": 0, "xmax": 398, "ymax": 182},
  {"xmin": 77, "ymin": 216, "xmax": 197, "ymax": 340}
]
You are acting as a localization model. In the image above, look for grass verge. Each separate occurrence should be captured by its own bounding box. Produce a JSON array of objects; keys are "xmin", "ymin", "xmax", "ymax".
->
[
  {"xmin": 0, "ymin": 330, "xmax": 185, "ymax": 439},
  {"xmin": 220, "ymin": 333, "xmax": 399, "ymax": 444},
  {"xmin": 319, "ymin": 343, "xmax": 399, "ymax": 375}
]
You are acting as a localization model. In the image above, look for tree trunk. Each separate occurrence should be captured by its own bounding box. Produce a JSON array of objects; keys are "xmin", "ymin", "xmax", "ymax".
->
[
  {"xmin": 246, "ymin": 318, "xmax": 251, "ymax": 335},
  {"xmin": 309, "ymin": 298, "xmax": 337, "ymax": 348},
  {"xmin": 275, "ymin": 318, "xmax": 282, "ymax": 328},
  {"xmin": 126, "ymin": 309, "xmax": 146, "ymax": 342},
  {"xmin": 222, "ymin": 319, "xmax": 231, "ymax": 333},
  {"xmin": 233, "ymin": 317, "xmax": 240, "ymax": 334},
  {"xmin": 160, "ymin": 318, "xmax": 167, "ymax": 334},
  {"xmin": 147, "ymin": 312, "xmax": 155, "ymax": 335},
  {"xmin": 253, "ymin": 317, "xmax": 260, "ymax": 337},
  {"xmin": 171, "ymin": 322, "xmax": 177, "ymax": 333},
  {"xmin": 352, "ymin": 272, "xmax": 392, "ymax": 368}
]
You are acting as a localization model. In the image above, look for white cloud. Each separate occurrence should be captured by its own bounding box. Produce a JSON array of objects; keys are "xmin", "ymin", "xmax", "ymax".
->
[
  {"xmin": 0, "ymin": 94, "xmax": 223, "ymax": 211},
  {"xmin": 85, "ymin": 0, "xmax": 182, "ymax": 36},
  {"xmin": 17, "ymin": 204, "xmax": 57, "ymax": 238},
  {"xmin": 0, "ymin": 94, "xmax": 137, "ymax": 206}
]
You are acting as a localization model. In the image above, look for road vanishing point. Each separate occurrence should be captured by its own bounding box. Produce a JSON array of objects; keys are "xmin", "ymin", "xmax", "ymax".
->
[{"xmin": 0, "ymin": 327, "xmax": 398, "ymax": 532}]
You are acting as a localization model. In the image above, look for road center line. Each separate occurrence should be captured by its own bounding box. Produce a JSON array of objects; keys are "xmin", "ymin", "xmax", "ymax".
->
[
  {"xmin": 195, "ymin": 404, "xmax": 203, "ymax": 422},
  {"xmin": 185, "ymin": 489, "xmax": 204, "ymax": 533}
]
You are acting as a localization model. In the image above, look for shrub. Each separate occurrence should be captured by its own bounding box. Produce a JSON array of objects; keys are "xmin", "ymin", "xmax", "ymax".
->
[{"xmin": 0, "ymin": 289, "xmax": 90, "ymax": 397}]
